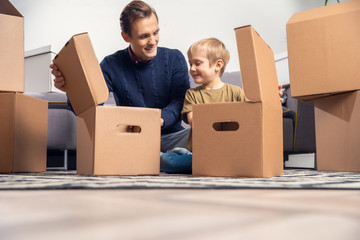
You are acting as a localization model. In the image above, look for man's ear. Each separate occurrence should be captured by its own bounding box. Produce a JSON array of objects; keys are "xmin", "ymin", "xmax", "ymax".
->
[
  {"xmin": 121, "ymin": 32, "xmax": 130, "ymax": 43},
  {"xmin": 215, "ymin": 59, "xmax": 224, "ymax": 73}
]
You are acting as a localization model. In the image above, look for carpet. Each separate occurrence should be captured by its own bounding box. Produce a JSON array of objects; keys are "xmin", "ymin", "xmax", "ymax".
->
[{"xmin": 1, "ymin": 169, "xmax": 360, "ymax": 190}]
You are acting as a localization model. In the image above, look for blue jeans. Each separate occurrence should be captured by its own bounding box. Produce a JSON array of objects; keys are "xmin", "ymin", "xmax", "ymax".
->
[{"xmin": 160, "ymin": 151, "xmax": 192, "ymax": 174}]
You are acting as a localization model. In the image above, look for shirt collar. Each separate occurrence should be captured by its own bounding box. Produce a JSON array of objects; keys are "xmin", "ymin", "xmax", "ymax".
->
[{"xmin": 128, "ymin": 46, "xmax": 153, "ymax": 65}]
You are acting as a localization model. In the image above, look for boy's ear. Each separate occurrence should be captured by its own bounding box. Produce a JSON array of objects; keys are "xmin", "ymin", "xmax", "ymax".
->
[
  {"xmin": 121, "ymin": 32, "xmax": 130, "ymax": 43},
  {"xmin": 215, "ymin": 59, "xmax": 224, "ymax": 72}
]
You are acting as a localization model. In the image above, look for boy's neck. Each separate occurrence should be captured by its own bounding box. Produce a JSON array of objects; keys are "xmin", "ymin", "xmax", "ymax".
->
[{"xmin": 202, "ymin": 78, "xmax": 224, "ymax": 90}]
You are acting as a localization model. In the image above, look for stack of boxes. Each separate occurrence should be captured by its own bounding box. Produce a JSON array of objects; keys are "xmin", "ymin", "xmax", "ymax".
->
[
  {"xmin": 53, "ymin": 33, "xmax": 161, "ymax": 176},
  {"xmin": 287, "ymin": 0, "xmax": 360, "ymax": 172},
  {"xmin": 0, "ymin": 0, "xmax": 48, "ymax": 173}
]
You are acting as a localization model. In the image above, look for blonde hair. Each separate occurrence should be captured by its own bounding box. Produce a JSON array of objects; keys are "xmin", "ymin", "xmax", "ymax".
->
[{"xmin": 187, "ymin": 38, "xmax": 230, "ymax": 76}]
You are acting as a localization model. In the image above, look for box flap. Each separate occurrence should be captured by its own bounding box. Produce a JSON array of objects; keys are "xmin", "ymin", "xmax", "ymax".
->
[
  {"xmin": 296, "ymin": 90, "xmax": 358, "ymax": 102},
  {"xmin": 53, "ymin": 33, "xmax": 109, "ymax": 116},
  {"xmin": 234, "ymin": 25, "xmax": 279, "ymax": 103},
  {"xmin": 287, "ymin": 0, "xmax": 360, "ymax": 24},
  {"xmin": 0, "ymin": 0, "xmax": 23, "ymax": 17}
]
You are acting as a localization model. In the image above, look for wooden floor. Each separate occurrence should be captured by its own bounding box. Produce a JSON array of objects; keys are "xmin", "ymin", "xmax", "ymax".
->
[{"xmin": 1, "ymin": 189, "xmax": 360, "ymax": 240}]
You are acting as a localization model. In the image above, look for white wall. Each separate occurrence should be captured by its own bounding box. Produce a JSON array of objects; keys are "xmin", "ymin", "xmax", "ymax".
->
[{"xmin": 11, "ymin": 0, "xmax": 344, "ymax": 74}]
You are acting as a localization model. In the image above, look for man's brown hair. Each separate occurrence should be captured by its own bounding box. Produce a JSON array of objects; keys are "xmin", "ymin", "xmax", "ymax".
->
[{"xmin": 120, "ymin": 0, "xmax": 158, "ymax": 37}]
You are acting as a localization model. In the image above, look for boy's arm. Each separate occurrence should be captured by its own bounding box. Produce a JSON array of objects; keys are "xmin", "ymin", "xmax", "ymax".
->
[
  {"xmin": 186, "ymin": 112, "xmax": 193, "ymax": 127},
  {"xmin": 181, "ymin": 89, "xmax": 195, "ymax": 126}
]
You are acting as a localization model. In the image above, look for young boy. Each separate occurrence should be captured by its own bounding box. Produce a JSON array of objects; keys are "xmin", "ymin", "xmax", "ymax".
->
[{"xmin": 160, "ymin": 38, "xmax": 247, "ymax": 174}]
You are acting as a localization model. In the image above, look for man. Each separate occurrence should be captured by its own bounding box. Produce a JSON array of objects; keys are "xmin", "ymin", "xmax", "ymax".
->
[{"xmin": 50, "ymin": 0, "xmax": 190, "ymax": 152}]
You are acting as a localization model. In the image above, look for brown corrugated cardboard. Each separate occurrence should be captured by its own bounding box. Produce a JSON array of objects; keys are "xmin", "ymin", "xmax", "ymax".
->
[
  {"xmin": 77, "ymin": 106, "xmax": 161, "ymax": 176},
  {"xmin": 192, "ymin": 25, "xmax": 283, "ymax": 178},
  {"xmin": 287, "ymin": 0, "xmax": 360, "ymax": 100},
  {"xmin": 53, "ymin": 33, "xmax": 161, "ymax": 176},
  {"xmin": 53, "ymin": 33, "xmax": 109, "ymax": 116},
  {"xmin": 0, "ymin": 93, "xmax": 48, "ymax": 173},
  {"xmin": 0, "ymin": 0, "xmax": 24, "ymax": 92},
  {"xmin": 314, "ymin": 91, "xmax": 360, "ymax": 172}
]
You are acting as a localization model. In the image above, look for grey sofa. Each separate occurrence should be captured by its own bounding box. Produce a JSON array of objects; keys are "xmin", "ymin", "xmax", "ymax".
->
[{"xmin": 281, "ymin": 84, "xmax": 316, "ymax": 160}]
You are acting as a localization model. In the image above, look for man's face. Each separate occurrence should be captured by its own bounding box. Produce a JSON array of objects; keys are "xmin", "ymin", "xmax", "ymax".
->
[{"xmin": 122, "ymin": 13, "xmax": 159, "ymax": 61}]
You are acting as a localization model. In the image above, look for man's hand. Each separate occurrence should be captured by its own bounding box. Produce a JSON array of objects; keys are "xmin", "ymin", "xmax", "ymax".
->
[
  {"xmin": 50, "ymin": 63, "xmax": 66, "ymax": 92},
  {"xmin": 161, "ymin": 118, "xmax": 164, "ymax": 127}
]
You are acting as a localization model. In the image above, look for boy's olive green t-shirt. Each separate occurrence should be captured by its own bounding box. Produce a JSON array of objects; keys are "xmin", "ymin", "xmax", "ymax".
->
[{"xmin": 181, "ymin": 83, "xmax": 247, "ymax": 151}]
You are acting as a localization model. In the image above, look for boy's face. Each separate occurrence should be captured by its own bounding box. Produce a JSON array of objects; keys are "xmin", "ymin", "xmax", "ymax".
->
[
  {"xmin": 188, "ymin": 50, "xmax": 219, "ymax": 85},
  {"xmin": 122, "ymin": 13, "xmax": 159, "ymax": 61}
]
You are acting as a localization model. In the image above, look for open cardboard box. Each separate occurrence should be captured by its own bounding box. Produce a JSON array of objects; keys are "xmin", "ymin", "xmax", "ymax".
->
[
  {"xmin": 53, "ymin": 33, "xmax": 161, "ymax": 176},
  {"xmin": 192, "ymin": 25, "xmax": 283, "ymax": 178},
  {"xmin": 0, "ymin": 0, "xmax": 24, "ymax": 92},
  {"xmin": 313, "ymin": 91, "xmax": 360, "ymax": 172},
  {"xmin": 0, "ymin": 93, "xmax": 48, "ymax": 173},
  {"xmin": 286, "ymin": 0, "xmax": 360, "ymax": 101}
]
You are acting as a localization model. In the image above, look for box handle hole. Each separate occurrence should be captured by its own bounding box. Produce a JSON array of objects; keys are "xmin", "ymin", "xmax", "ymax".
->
[
  {"xmin": 116, "ymin": 124, "xmax": 141, "ymax": 134},
  {"xmin": 212, "ymin": 121, "xmax": 239, "ymax": 131}
]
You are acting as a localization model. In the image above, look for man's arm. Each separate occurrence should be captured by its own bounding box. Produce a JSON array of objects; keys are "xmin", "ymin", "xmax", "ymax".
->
[{"xmin": 160, "ymin": 50, "xmax": 190, "ymax": 130}]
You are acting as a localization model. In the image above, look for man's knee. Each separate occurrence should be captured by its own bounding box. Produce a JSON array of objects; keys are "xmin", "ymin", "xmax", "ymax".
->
[{"xmin": 161, "ymin": 128, "xmax": 191, "ymax": 152}]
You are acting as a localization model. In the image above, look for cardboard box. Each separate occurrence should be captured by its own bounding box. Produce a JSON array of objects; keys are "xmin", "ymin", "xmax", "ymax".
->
[
  {"xmin": 0, "ymin": 93, "xmax": 48, "ymax": 173},
  {"xmin": 25, "ymin": 45, "xmax": 59, "ymax": 93},
  {"xmin": 314, "ymin": 91, "xmax": 360, "ymax": 172},
  {"xmin": 192, "ymin": 25, "xmax": 283, "ymax": 178},
  {"xmin": 287, "ymin": 0, "xmax": 360, "ymax": 100},
  {"xmin": 0, "ymin": 0, "xmax": 24, "ymax": 92},
  {"xmin": 53, "ymin": 33, "xmax": 161, "ymax": 176}
]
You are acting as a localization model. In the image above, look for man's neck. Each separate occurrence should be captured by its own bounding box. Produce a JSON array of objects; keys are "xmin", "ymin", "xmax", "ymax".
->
[{"xmin": 128, "ymin": 46, "xmax": 153, "ymax": 64}]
